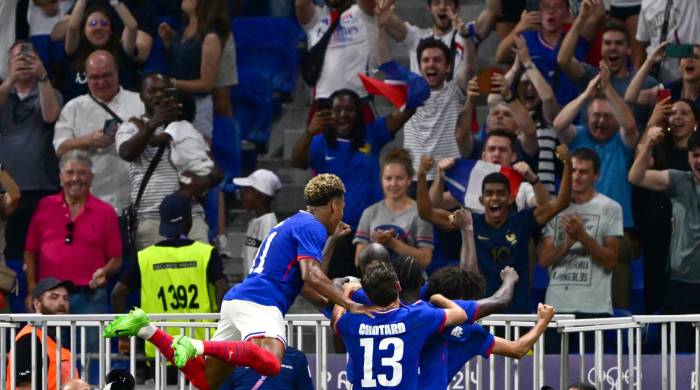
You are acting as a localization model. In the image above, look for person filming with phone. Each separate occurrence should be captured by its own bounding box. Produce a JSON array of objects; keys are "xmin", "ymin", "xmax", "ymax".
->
[
  {"xmin": 0, "ymin": 41, "xmax": 63, "ymax": 269},
  {"xmin": 625, "ymin": 43, "xmax": 700, "ymax": 110},
  {"xmin": 53, "ymin": 50, "xmax": 145, "ymax": 214}
]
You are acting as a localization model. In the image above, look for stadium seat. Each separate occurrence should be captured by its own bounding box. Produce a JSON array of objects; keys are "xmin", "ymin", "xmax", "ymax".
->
[
  {"xmin": 230, "ymin": 67, "xmax": 278, "ymax": 147},
  {"xmin": 212, "ymin": 115, "xmax": 242, "ymax": 193},
  {"xmin": 232, "ymin": 17, "xmax": 303, "ymax": 96}
]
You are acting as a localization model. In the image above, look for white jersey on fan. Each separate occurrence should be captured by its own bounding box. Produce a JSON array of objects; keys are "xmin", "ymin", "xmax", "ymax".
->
[{"xmin": 302, "ymin": 4, "xmax": 378, "ymax": 99}]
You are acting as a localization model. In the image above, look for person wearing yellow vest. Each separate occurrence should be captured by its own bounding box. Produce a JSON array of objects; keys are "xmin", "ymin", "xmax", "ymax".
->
[
  {"xmin": 6, "ymin": 277, "xmax": 78, "ymax": 390},
  {"xmin": 110, "ymin": 192, "xmax": 228, "ymax": 360}
]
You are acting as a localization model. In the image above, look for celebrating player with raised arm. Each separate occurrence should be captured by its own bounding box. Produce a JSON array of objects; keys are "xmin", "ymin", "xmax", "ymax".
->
[
  {"xmin": 333, "ymin": 260, "xmax": 467, "ymax": 389},
  {"xmin": 103, "ymin": 174, "xmax": 372, "ymax": 389}
]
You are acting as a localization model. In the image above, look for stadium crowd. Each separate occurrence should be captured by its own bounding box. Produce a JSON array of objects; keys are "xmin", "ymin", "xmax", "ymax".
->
[{"xmin": 1, "ymin": 0, "xmax": 700, "ymax": 388}]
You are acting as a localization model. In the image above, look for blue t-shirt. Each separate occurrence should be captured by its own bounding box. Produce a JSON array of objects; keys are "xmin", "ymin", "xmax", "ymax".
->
[
  {"xmin": 569, "ymin": 126, "xmax": 634, "ymax": 228},
  {"xmin": 418, "ymin": 300, "xmax": 478, "ymax": 389},
  {"xmin": 225, "ymin": 211, "xmax": 327, "ymax": 315},
  {"xmin": 446, "ymin": 323, "xmax": 495, "ymax": 379},
  {"xmin": 522, "ymin": 31, "xmax": 589, "ymax": 106},
  {"xmin": 337, "ymin": 302, "xmax": 446, "ymax": 390},
  {"xmin": 472, "ymin": 209, "xmax": 540, "ymax": 313},
  {"xmin": 310, "ymin": 118, "xmax": 393, "ymax": 228},
  {"xmin": 223, "ymin": 347, "xmax": 314, "ymax": 389}
]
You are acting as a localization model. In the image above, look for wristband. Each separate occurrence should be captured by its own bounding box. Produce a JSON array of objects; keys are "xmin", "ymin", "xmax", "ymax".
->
[
  {"xmin": 529, "ymin": 176, "xmax": 540, "ymax": 185},
  {"xmin": 38, "ymin": 73, "xmax": 50, "ymax": 83}
]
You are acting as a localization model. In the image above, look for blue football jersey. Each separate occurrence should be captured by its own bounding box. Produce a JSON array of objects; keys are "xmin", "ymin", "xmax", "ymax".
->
[
  {"xmin": 225, "ymin": 211, "xmax": 328, "ymax": 315},
  {"xmin": 418, "ymin": 300, "xmax": 478, "ymax": 389},
  {"xmin": 337, "ymin": 302, "xmax": 446, "ymax": 389},
  {"xmin": 446, "ymin": 323, "xmax": 495, "ymax": 379}
]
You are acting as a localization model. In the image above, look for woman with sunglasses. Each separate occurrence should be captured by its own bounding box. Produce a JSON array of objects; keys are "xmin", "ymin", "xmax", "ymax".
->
[
  {"xmin": 632, "ymin": 98, "xmax": 696, "ymax": 314},
  {"xmin": 157, "ymin": 0, "xmax": 230, "ymax": 140},
  {"xmin": 61, "ymin": 0, "xmax": 140, "ymax": 100}
]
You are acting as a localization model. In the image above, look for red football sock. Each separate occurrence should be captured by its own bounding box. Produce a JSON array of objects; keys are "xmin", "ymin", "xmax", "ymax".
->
[
  {"xmin": 148, "ymin": 329, "xmax": 210, "ymax": 390},
  {"xmin": 202, "ymin": 340, "xmax": 281, "ymax": 376}
]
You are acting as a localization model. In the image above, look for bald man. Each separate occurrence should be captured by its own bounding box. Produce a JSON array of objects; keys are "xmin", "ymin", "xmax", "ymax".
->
[
  {"xmin": 60, "ymin": 379, "xmax": 91, "ymax": 390},
  {"xmin": 54, "ymin": 49, "xmax": 145, "ymax": 213}
]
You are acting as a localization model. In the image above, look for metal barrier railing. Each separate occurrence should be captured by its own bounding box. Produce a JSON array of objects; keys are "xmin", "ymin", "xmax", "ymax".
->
[{"xmin": 1, "ymin": 313, "xmax": 699, "ymax": 389}]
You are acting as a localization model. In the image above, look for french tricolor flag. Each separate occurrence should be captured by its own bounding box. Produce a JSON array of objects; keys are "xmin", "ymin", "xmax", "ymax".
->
[
  {"xmin": 444, "ymin": 159, "xmax": 522, "ymax": 212},
  {"xmin": 358, "ymin": 61, "xmax": 430, "ymax": 110}
]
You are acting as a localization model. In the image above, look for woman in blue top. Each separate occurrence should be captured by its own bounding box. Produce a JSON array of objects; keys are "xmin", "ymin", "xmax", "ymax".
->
[
  {"xmin": 158, "ymin": 0, "xmax": 230, "ymax": 139},
  {"xmin": 290, "ymin": 89, "xmax": 414, "ymax": 278}
]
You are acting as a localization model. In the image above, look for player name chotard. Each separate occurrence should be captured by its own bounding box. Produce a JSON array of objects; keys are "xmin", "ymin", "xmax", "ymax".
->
[{"xmin": 358, "ymin": 323, "xmax": 407, "ymax": 336}]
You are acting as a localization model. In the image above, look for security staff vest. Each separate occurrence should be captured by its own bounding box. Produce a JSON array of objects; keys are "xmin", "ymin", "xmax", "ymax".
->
[
  {"xmin": 6, "ymin": 325, "xmax": 77, "ymax": 390},
  {"xmin": 138, "ymin": 241, "xmax": 217, "ymax": 357}
]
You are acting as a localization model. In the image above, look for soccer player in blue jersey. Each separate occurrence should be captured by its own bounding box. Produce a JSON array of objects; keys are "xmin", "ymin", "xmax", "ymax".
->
[
  {"xmin": 334, "ymin": 260, "xmax": 467, "ymax": 389},
  {"xmin": 425, "ymin": 268, "xmax": 556, "ymax": 381},
  {"xmin": 103, "ymin": 174, "xmax": 373, "ymax": 389}
]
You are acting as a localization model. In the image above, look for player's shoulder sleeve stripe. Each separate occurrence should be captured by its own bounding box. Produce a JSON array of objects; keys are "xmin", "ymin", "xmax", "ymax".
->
[
  {"xmin": 438, "ymin": 309, "xmax": 447, "ymax": 334},
  {"xmin": 484, "ymin": 336, "xmax": 496, "ymax": 358}
]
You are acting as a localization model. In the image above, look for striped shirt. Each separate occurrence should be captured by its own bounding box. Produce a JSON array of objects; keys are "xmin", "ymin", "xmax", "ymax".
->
[
  {"xmin": 116, "ymin": 121, "xmax": 204, "ymax": 218},
  {"xmin": 403, "ymin": 81, "xmax": 464, "ymax": 180}
]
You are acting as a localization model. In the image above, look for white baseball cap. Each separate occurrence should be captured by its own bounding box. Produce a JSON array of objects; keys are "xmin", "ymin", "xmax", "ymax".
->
[{"xmin": 232, "ymin": 169, "xmax": 282, "ymax": 197}]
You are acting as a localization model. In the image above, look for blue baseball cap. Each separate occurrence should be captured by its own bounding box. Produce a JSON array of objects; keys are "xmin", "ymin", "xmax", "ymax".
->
[{"xmin": 159, "ymin": 192, "xmax": 192, "ymax": 237}]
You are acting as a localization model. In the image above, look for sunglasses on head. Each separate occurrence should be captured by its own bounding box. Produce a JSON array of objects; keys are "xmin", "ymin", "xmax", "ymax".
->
[
  {"xmin": 88, "ymin": 19, "xmax": 110, "ymax": 27},
  {"xmin": 65, "ymin": 222, "xmax": 75, "ymax": 245}
]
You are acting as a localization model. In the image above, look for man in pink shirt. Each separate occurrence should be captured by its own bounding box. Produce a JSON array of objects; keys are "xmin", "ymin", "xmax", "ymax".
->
[{"xmin": 24, "ymin": 150, "xmax": 122, "ymax": 316}]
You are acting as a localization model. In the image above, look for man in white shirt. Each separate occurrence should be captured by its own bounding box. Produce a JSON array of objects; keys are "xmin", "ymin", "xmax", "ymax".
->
[
  {"xmin": 539, "ymin": 147, "xmax": 622, "ymax": 317},
  {"xmin": 296, "ymin": 0, "xmax": 377, "ymax": 101},
  {"xmin": 636, "ymin": 0, "xmax": 700, "ymax": 82},
  {"xmin": 380, "ymin": 0, "xmax": 500, "ymax": 76},
  {"xmin": 53, "ymin": 50, "xmax": 144, "ymax": 212},
  {"xmin": 232, "ymin": 169, "xmax": 281, "ymax": 276}
]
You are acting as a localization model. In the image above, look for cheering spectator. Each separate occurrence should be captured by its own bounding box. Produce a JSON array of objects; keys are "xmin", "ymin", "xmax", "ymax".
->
[
  {"xmin": 633, "ymin": 101, "xmax": 695, "ymax": 313},
  {"xmin": 625, "ymin": 43, "xmax": 700, "ymax": 110},
  {"xmin": 558, "ymin": 7, "xmax": 657, "ymax": 129},
  {"xmin": 117, "ymin": 73, "xmax": 222, "ymax": 250},
  {"xmin": 426, "ymin": 130, "xmax": 550, "ymax": 215},
  {"xmin": 554, "ymin": 68, "xmax": 637, "ymax": 228},
  {"xmin": 24, "ymin": 150, "xmax": 122, "ymax": 316},
  {"xmin": 62, "ymin": 0, "xmax": 140, "ymax": 100},
  {"xmin": 378, "ymin": 0, "xmax": 500, "ymax": 76},
  {"xmin": 354, "ymin": 149, "xmax": 434, "ymax": 268},
  {"xmin": 636, "ymin": 0, "xmax": 700, "ymax": 82},
  {"xmin": 418, "ymin": 144, "xmax": 572, "ymax": 313},
  {"xmin": 296, "ymin": 0, "xmax": 377, "ymax": 122},
  {"xmin": 158, "ymin": 0, "xmax": 230, "ymax": 139},
  {"xmin": 0, "ymin": 42, "xmax": 62, "ymax": 264},
  {"xmin": 290, "ymin": 86, "xmax": 413, "ymax": 278},
  {"xmin": 54, "ymin": 50, "xmax": 143, "ymax": 213},
  {"xmin": 540, "ymin": 148, "xmax": 622, "ymax": 323},
  {"xmin": 554, "ymin": 69, "xmax": 638, "ymax": 309},
  {"xmin": 629, "ymin": 130, "xmax": 700, "ymax": 351},
  {"xmin": 495, "ymin": 0, "xmax": 604, "ymax": 106},
  {"xmin": 507, "ymin": 35, "xmax": 562, "ymax": 193},
  {"xmin": 402, "ymin": 37, "xmax": 470, "ymax": 183},
  {"xmin": 607, "ymin": 0, "xmax": 644, "ymax": 69}
]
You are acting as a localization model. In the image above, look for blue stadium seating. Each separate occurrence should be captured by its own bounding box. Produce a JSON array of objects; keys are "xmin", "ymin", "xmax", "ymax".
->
[
  {"xmin": 142, "ymin": 16, "xmax": 180, "ymax": 75},
  {"xmin": 212, "ymin": 116, "xmax": 243, "ymax": 193},
  {"xmin": 230, "ymin": 17, "xmax": 304, "ymax": 147}
]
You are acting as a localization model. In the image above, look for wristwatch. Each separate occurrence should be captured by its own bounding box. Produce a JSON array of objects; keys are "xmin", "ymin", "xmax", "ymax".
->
[
  {"xmin": 110, "ymin": 0, "xmax": 119, "ymax": 6},
  {"xmin": 38, "ymin": 73, "xmax": 50, "ymax": 83}
]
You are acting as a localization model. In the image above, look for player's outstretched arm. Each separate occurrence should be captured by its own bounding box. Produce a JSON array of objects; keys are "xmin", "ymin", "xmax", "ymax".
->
[
  {"xmin": 430, "ymin": 294, "xmax": 467, "ymax": 327},
  {"xmin": 299, "ymin": 258, "xmax": 373, "ymax": 316},
  {"xmin": 492, "ymin": 303, "xmax": 554, "ymax": 358},
  {"xmin": 475, "ymin": 267, "xmax": 518, "ymax": 319}
]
